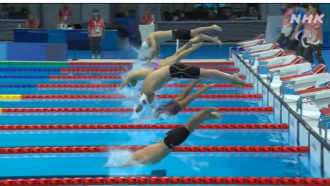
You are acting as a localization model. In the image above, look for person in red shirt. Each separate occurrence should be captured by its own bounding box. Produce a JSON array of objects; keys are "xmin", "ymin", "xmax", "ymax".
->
[
  {"xmin": 303, "ymin": 4, "xmax": 325, "ymax": 66},
  {"xmin": 24, "ymin": 12, "xmax": 39, "ymax": 29},
  {"xmin": 88, "ymin": 8, "xmax": 105, "ymax": 59},
  {"xmin": 58, "ymin": 4, "xmax": 73, "ymax": 25},
  {"xmin": 142, "ymin": 8, "xmax": 155, "ymax": 25}
]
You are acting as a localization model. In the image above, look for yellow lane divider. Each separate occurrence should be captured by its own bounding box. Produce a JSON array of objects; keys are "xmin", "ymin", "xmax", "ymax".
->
[
  {"xmin": 0, "ymin": 108, "xmax": 2, "ymax": 113},
  {"xmin": 0, "ymin": 94, "xmax": 22, "ymax": 100}
]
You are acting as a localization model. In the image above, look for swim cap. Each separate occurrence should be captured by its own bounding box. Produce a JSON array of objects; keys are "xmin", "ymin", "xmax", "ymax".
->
[
  {"xmin": 139, "ymin": 93, "xmax": 150, "ymax": 106},
  {"xmin": 141, "ymin": 41, "xmax": 150, "ymax": 49}
]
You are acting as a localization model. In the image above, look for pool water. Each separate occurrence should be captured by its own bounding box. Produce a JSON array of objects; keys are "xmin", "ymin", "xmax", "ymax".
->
[{"xmin": 0, "ymin": 59, "xmax": 314, "ymax": 181}]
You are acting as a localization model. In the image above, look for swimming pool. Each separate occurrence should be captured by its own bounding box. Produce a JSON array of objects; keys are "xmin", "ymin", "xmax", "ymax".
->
[{"xmin": 0, "ymin": 58, "xmax": 323, "ymax": 185}]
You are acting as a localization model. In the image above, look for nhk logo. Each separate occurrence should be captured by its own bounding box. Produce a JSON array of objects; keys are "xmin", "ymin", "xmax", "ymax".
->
[
  {"xmin": 290, "ymin": 14, "xmax": 324, "ymax": 24},
  {"xmin": 290, "ymin": 14, "xmax": 324, "ymax": 48}
]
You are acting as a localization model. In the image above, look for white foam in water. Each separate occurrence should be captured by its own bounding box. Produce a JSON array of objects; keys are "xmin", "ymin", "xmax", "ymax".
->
[
  {"xmin": 175, "ymin": 154, "xmax": 209, "ymax": 172},
  {"xmin": 104, "ymin": 149, "xmax": 135, "ymax": 167},
  {"xmin": 192, "ymin": 131, "xmax": 221, "ymax": 140}
]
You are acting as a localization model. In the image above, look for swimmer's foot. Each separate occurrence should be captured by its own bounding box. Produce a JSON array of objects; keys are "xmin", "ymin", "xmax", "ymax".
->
[
  {"xmin": 202, "ymin": 107, "xmax": 222, "ymax": 120},
  {"xmin": 192, "ymin": 42, "xmax": 203, "ymax": 48},
  {"xmin": 212, "ymin": 24, "xmax": 222, "ymax": 31},
  {"xmin": 212, "ymin": 37, "xmax": 222, "ymax": 46},
  {"xmin": 203, "ymin": 83, "xmax": 216, "ymax": 89},
  {"xmin": 230, "ymin": 73, "xmax": 245, "ymax": 88},
  {"xmin": 189, "ymin": 35, "xmax": 201, "ymax": 43}
]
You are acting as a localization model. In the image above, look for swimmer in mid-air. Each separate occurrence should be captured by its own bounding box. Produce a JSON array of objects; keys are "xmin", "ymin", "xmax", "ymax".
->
[
  {"xmin": 139, "ymin": 79, "xmax": 215, "ymax": 119},
  {"xmin": 102, "ymin": 107, "xmax": 221, "ymax": 168},
  {"xmin": 120, "ymin": 38, "xmax": 203, "ymax": 90},
  {"xmin": 141, "ymin": 24, "xmax": 223, "ymax": 66},
  {"xmin": 135, "ymin": 61, "xmax": 245, "ymax": 112}
]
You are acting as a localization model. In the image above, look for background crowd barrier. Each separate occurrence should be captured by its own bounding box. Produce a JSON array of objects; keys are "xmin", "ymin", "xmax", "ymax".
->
[
  {"xmin": 13, "ymin": 29, "xmax": 119, "ymax": 51},
  {"xmin": 0, "ymin": 43, "xmax": 67, "ymax": 61},
  {"xmin": 233, "ymin": 52, "xmax": 330, "ymax": 178}
]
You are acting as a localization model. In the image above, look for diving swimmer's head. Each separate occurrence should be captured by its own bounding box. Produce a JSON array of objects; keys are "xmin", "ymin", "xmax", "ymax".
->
[
  {"xmin": 135, "ymin": 93, "xmax": 149, "ymax": 113},
  {"xmin": 141, "ymin": 41, "xmax": 150, "ymax": 49}
]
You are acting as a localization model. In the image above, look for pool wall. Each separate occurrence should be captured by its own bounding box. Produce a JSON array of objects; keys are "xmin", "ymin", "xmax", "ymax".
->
[
  {"xmin": 233, "ymin": 51, "xmax": 330, "ymax": 178},
  {"xmin": 0, "ymin": 42, "xmax": 67, "ymax": 61}
]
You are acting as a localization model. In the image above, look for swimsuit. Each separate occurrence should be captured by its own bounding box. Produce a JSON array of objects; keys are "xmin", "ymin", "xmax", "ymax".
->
[
  {"xmin": 163, "ymin": 126, "xmax": 190, "ymax": 148},
  {"xmin": 153, "ymin": 62, "xmax": 160, "ymax": 70},
  {"xmin": 172, "ymin": 29, "xmax": 192, "ymax": 40},
  {"xmin": 169, "ymin": 63, "xmax": 201, "ymax": 79},
  {"xmin": 155, "ymin": 99, "xmax": 182, "ymax": 118}
]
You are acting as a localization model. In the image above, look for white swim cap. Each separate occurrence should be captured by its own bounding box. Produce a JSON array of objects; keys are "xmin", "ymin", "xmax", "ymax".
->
[
  {"xmin": 141, "ymin": 41, "xmax": 150, "ymax": 49},
  {"xmin": 139, "ymin": 93, "xmax": 149, "ymax": 106}
]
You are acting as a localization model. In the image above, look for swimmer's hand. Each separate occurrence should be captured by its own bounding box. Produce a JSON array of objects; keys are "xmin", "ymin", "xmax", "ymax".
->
[
  {"xmin": 143, "ymin": 60, "xmax": 151, "ymax": 66},
  {"xmin": 231, "ymin": 74, "xmax": 245, "ymax": 88},
  {"xmin": 202, "ymin": 107, "xmax": 222, "ymax": 120}
]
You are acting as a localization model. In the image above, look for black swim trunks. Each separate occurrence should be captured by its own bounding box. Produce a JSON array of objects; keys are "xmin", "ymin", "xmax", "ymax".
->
[
  {"xmin": 155, "ymin": 99, "xmax": 182, "ymax": 117},
  {"xmin": 172, "ymin": 29, "xmax": 192, "ymax": 40},
  {"xmin": 163, "ymin": 126, "xmax": 190, "ymax": 148},
  {"xmin": 169, "ymin": 63, "xmax": 201, "ymax": 79}
]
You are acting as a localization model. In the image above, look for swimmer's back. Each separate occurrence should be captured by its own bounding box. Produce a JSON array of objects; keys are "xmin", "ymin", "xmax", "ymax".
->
[{"xmin": 142, "ymin": 67, "xmax": 171, "ymax": 92}]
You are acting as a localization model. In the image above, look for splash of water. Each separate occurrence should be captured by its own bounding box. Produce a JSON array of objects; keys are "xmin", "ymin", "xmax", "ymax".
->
[{"xmin": 104, "ymin": 149, "xmax": 135, "ymax": 167}]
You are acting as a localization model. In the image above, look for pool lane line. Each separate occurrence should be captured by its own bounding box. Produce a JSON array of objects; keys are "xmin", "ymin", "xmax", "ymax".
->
[
  {"xmin": 4, "ymin": 176, "xmax": 327, "ymax": 185},
  {"xmin": 0, "ymin": 74, "xmax": 247, "ymax": 80},
  {"xmin": 0, "ymin": 67, "xmax": 240, "ymax": 73},
  {"xmin": 0, "ymin": 83, "xmax": 253, "ymax": 89},
  {"xmin": 0, "ymin": 94, "xmax": 261, "ymax": 101},
  {"xmin": 0, "ymin": 107, "xmax": 273, "ymax": 113},
  {"xmin": 0, "ymin": 124, "xmax": 288, "ymax": 131},
  {"xmin": 0, "ymin": 146, "xmax": 308, "ymax": 154},
  {"xmin": 69, "ymin": 61, "xmax": 236, "ymax": 66},
  {"xmin": 0, "ymin": 61, "xmax": 235, "ymax": 67}
]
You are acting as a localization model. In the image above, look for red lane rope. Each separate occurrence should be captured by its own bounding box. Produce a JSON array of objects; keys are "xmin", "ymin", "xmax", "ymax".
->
[
  {"xmin": 21, "ymin": 94, "xmax": 262, "ymax": 99},
  {"xmin": 68, "ymin": 61, "xmax": 235, "ymax": 66},
  {"xmin": 50, "ymin": 75, "xmax": 122, "ymax": 79},
  {"xmin": 49, "ymin": 75, "xmax": 247, "ymax": 79},
  {"xmin": 59, "ymin": 68, "xmax": 239, "ymax": 73},
  {"xmin": 1, "ymin": 176, "xmax": 329, "ymax": 185},
  {"xmin": 37, "ymin": 83, "xmax": 253, "ymax": 89},
  {"xmin": 0, "ymin": 124, "xmax": 288, "ymax": 130},
  {"xmin": 0, "ymin": 146, "xmax": 308, "ymax": 154},
  {"xmin": 60, "ymin": 68, "xmax": 129, "ymax": 72},
  {"xmin": 0, "ymin": 107, "xmax": 273, "ymax": 113}
]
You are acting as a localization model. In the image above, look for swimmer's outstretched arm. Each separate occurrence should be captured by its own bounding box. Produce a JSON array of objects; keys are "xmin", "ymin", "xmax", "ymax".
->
[{"xmin": 102, "ymin": 159, "xmax": 137, "ymax": 169}]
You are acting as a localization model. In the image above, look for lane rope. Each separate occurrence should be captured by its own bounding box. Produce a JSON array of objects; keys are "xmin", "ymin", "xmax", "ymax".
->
[
  {"xmin": 0, "ymin": 74, "xmax": 247, "ymax": 79},
  {"xmin": 0, "ymin": 124, "xmax": 288, "ymax": 130},
  {"xmin": 3, "ymin": 176, "xmax": 327, "ymax": 185},
  {"xmin": 0, "ymin": 83, "xmax": 253, "ymax": 89},
  {"xmin": 0, "ymin": 107, "xmax": 273, "ymax": 113},
  {"xmin": 0, "ymin": 67, "xmax": 239, "ymax": 73},
  {"xmin": 0, "ymin": 94, "xmax": 262, "ymax": 100},
  {"xmin": 0, "ymin": 146, "xmax": 308, "ymax": 154}
]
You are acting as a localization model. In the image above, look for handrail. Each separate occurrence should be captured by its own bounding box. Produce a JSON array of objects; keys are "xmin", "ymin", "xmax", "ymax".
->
[
  {"xmin": 235, "ymin": 53, "xmax": 330, "ymax": 151},
  {"xmin": 324, "ymin": 122, "xmax": 330, "ymax": 143},
  {"xmin": 319, "ymin": 116, "xmax": 330, "ymax": 140}
]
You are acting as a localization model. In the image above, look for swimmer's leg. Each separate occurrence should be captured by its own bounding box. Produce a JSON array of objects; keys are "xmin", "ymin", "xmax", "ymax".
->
[
  {"xmin": 184, "ymin": 107, "xmax": 222, "ymax": 133},
  {"xmin": 190, "ymin": 25, "xmax": 222, "ymax": 36},
  {"xmin": 160, "ymin": 42, "xmax": 203, "ymax": 67},
  {"xmin": 200, "ymin": 69, "xmax": 245, "ymax": 87},
  {"xmin": 178, "ymin": 83, "xmax": 214, "ymax": 108},
  {"xmin": 198, "ymin": 34, "xmax": 222, "ymax": 46},
  {"xmin": 175, "ymin": 79, "xmax": 200, "ymax": 102},
  {"xmin": 176, "ymin": 42, "xmax": 203, "ymax": 60}
]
